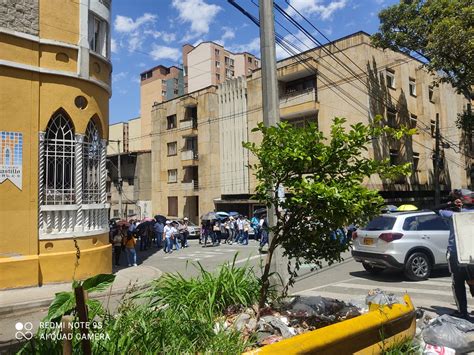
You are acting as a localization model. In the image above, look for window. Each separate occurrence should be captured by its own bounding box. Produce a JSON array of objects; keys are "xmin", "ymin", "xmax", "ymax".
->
[
  {"xmin": 410, "ymin": 114, "xmax": 418, "ymax": 128},
  {"xmin": 225, "ymin": 57, "xmax": 234, "ymax": 67},
  {"xmin": 387, "ymin": 109, "xmax": 397, "ymax": 128},
  {"xmin": 214, "ymin": 48, "xmax": 220, "ymax": 57},
  {"xmin": 174, "ymin": 89, "xmax": 179, "ymax": 95},
  {"xmin": 168, "ymin": 196, "xmax": 178, "ymax": 216},
  {"xmin": 402, "ymin": 215, "xmax": 449, "ymax": 231},
  {"xmin": 43, "ymin": 111, "xmax": 75, "ymax": 205},
  {"xmin": 167, "ymin": 114, "xmax": 177, "ymax": 129},
  {"xmin": 362, "ymin": 216, "xmax": 396, "ymax": 231},
  {"xmin": 140, "ymin": 71, "xmax": 152, "ymax": 81},
  {"xmin": 162, "ymin": 90, "xmax": 166, "ymax": 96},
  {"xmin": 409, "ymin": 78, "xmax": 416, "ymax": 96},
  {"xmin": 386, "ymin": 69, "xmax": 395, "ymax": 89},
  {"xmin": 413, "ymin": 152, "xmax": 420, "ymax": 171},
  {"xmin": 216, "ymin": 73, "xmax": 221, "ymax": 81},
  {"xmin": 430, "ymin": 120, "xmax": 436, "ymax": 138},
  {"xmin": 168, "ymin": 169, "xmax": 177, "ymax": 183},
  {"xmin": 113, "ymin": 210, "xmax": 119, "ymax": 217},
  {"xmin": 128, "ymin": 209, "xmax": 134, "ymax": 216},
  {"xmin": 162, "ymin": 79, "xmax": 167, "ymax": 85},
  {"xmin": 167, "ymin": 142, "xmax": 177, "ymax": 156},
  {"xmin": 248, "ymin": 57, "xmax": 252, "ymax": 63},
  {"xmin": 128, "ymin": 178, "xmax": 134, "ymax": 186},
  {"xmin": 389, "ymin": 149, "xmax": 399, "ymax": 166},
  {"xmin": 88, "ymin": 13, "xmax": 108, "ymax": 57},
  {"xmin": 255, "ymin": 60, "xmax": 259, "ymax": 67},
  {"xmin": 83, "ymin": 120, "xmax": 102, "ymax": 204},
  {"xmin": 215, "ymin": 61, "xmax": 220, "ymax": 68},
  {"xmin": 429, "ymin": 86, "xmax": 434, "ymax": 102},
  {"xmin": 226, "ymin": 69, "xmax": 233, "ymax": 78}
]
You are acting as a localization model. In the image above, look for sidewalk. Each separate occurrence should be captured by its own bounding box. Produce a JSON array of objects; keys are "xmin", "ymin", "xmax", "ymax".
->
[{"xmin": 0, "ymin": 264, "xmax": 162, "ymax": 316}]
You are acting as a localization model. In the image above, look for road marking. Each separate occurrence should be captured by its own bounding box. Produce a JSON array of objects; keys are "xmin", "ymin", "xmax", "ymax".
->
[
  {"xmin": 234, "ymin": 254, "xmax": 263, "ymax": 265},
  {"xmin": 334, "ymin": 282, "xmax": 455, "ymax": 297}
]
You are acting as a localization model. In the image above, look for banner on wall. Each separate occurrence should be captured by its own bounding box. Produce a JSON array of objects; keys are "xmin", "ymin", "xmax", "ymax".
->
[{"xmin": 0, "ymin": 131, "xmax": 23, "ymax": 190}]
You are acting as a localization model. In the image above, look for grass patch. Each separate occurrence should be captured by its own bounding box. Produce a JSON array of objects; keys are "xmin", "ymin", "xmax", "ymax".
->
[{"xmin": 381, "ymin": 337, "xmax": 421, "ymax": 354}]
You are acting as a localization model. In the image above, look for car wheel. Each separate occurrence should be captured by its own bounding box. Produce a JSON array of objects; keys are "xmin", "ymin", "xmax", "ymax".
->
[
  {"xmin": 362, "ymin": 262, "xmax": 384, "ymax": 274},
  {"xmin": 404, "ymin": 252, "xmax": 431, "ymax": 281}
]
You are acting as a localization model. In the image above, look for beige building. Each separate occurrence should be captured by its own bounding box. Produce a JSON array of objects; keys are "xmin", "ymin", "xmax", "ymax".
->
[
  {"xmin": 107, "ymin": 117, "xmax": 152, "ymax": 219},
  {"xmin": 151, "ymin": 86, "xmax": 221, "ymax": 223},
  {"xmin": 150, "ymin": 31, "xmax": 470, "ymax": 219},
  {"xmin": 184, "ymin": 41, "xmax": 260, "ymax": 93},
  {"xmin": 140, "ymin": 65, "xmax": 184, "ymax": 151}
]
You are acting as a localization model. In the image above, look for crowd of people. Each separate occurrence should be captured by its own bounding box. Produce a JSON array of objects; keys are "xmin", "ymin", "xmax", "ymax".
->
[{"xmin": 109, "ymin": 213, "xmax": 269, "ymax": 267}]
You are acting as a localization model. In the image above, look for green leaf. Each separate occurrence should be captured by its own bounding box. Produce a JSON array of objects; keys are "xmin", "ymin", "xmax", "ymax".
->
[
  {"xmin": 45, "ymin": 292, "xmax": 75, "ymax": 322},
  {"xmin": 82, "ymin": 274, "xmax": 116, "ymax": 293}
]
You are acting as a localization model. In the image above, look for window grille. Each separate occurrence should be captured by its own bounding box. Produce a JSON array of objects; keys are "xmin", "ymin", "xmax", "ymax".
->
[
  {"xmin": 83, "ymin": 120, "xmax": 101, "ymax": 204},
  {"xmin": 44, "ymin": 112, "xmax": 76, "ymax": 205}
]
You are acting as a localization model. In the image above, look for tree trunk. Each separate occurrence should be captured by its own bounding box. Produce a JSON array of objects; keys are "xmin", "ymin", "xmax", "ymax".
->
[{"xmin": 257, "ymin": 238, "xmax": 277, "ymax": 319}]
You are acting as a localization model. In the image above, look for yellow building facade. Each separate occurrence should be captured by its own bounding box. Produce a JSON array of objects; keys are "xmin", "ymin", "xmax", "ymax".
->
[{"xmin": 0, "ymin": 0, "xmax": 112, "ymax": 289}]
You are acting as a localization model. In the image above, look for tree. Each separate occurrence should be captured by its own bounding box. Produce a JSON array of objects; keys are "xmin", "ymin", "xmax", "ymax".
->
[
  {"xmin": 244, "ymin": 117, "xmax": 413, "ymax": 311},
  {"xmin": 372, "ymin": 0, "xmax": 474, "ymax": 99}
]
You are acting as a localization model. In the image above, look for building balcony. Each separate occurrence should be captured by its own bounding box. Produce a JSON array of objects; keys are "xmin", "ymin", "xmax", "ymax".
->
[
  {"xmin": 181, "ymin": 149, "xmax": 199, "ymax": 161},
  {"xmin": 180, "ymin": 118, "xmax": 198, "ymax": 130},
  {"xmin": 182, "ymin": 180, "xmax": 199, "ymax": 191},
  {"xmin": 279, "ymin": 88, "xmax": 319, "ymax": 119}
]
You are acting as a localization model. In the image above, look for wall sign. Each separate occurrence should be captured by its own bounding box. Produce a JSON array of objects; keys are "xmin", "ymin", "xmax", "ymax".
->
[{"xmin": 0, "ymin": 132, "xmax": 23, "ymax": 190}]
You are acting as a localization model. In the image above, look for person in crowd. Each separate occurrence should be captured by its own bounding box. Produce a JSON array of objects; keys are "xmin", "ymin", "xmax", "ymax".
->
[
  {"xmin": 213, "ymin": 220, "xmax": 221, "ymax": 246},
  {"xmin": 138, "ymin": 222, "xmax": 148, "ymax": 251},
  {"xmin": 226, "ymin": 217, "xmax": 235, "ymax": 245},
  {"xmin": 172, "ymin": 221, "xmax": 181, "ymax": 251},
  {"xmin": 180, "ymin": 217, "xmax": 190, "ymax": 248},
  {"xmin": 112, "ymin": 229, "xmax": 123, "ymax": 266},
  {"xmin": 153, "ymin": 219, "xmax": 164, "ymax": 249},
  {"xmin": 163, "ymin": 220, "xmax": 174, "ymax": 253},
  {"xmin": 123, "ymin": 230, "xmax": 137, "ymax": 267},
  {"xmin": 239, "ymin": 217, "xmax": 250, "ymax": 245},
  {"xmin": 236, "ymin": 215, "xmax": 244, "ymax": 243},
  {"xmin": 435, "ymin": 191, "xmax": 474, "ymax": 320},
  {"xmin": 259, "ymin": 214, "xmax": 269, "ymax": 252},
  {"xmin": 251, "ymin": 215, "xmax": 260, "ymax": 241},
  {"xmin": 220, "ymin": 218, "xmax": 228, "ymax": 244}
]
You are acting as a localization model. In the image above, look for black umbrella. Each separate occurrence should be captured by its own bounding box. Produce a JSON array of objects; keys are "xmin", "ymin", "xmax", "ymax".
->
[
  {"xmin": 154, "ymin": 215, "xmax": 166, "ymax": 223},
  {"xmin": 136, "ymin": 220, "xmax": 154, "ymax": 235},
  {"xmin": 201, "ymin": 211, "xmax": 218, "ymax": 221},
  {"xmin": 253, "ymin": 208, "xmax": 267, "ymax": 216}
]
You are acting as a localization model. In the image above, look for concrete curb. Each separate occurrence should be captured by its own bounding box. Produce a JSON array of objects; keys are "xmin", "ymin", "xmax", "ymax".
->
[{"xmin": 0, "ymin": 265, "xmax": 162, "ymax": 316}]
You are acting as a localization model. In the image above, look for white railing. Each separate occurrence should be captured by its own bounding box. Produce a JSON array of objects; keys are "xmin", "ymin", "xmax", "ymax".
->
[
  {"xmin": 182, "ymin": 180, "xmax": 199, "ymax": 191},
  {"xmin": 39, "ymin": 203, "xmax": 109, "ymax": 239},
  {"xmin": 181, "ymin": 150, "xmax": 198, "ymax": 161},
  {"xmin": 179, "ymin": 119, "xmax": 197, "ymax": 130}
]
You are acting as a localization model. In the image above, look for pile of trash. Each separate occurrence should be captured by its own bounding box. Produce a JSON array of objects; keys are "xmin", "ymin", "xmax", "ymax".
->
[
  {"xmin": 415, "ymin": 311, "xmax": 474, "ymax": 354},
  {"xmin": 216, "ymin": 288, "xmax": 402, "ymax": 348}
]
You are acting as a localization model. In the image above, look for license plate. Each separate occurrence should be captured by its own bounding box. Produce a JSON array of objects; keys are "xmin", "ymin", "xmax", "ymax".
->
[{"xmin": 363, "ymin": 238, "xmax": 374, "ymax": 245}]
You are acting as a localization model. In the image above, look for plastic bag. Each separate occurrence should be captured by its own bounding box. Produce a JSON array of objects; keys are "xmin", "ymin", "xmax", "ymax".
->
[
  {"xmin": 423, "ymin": 344, "xmax": 455, "ymax": 355},
  {"xmin": 365, "ymin": 288, "xmax": 401, "ymax": 308},
  {"xmin": 422, "ymin": 314, "xmax": 474, "ymax": 352}
]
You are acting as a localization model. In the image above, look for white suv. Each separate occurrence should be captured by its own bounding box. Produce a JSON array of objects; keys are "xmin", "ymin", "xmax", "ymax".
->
[{"xmin": 351, "ymin": 211, "xmax": 450, "ymax": 281}]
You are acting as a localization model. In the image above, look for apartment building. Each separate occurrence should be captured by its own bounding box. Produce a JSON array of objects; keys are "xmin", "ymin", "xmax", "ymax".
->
[
  {"xmin": 244, "ymin": 31, "xmax": 469, "ymax": 208},
  {"xmin": 151, "ymin": 86, "xmax": 221, "ymax": 223},
  {"xmin": 140, "ymin": 65, "xmax": 184, "ymax": 150},
  {"xmin": 184, "ymin": 42, "xmax": 260, "ymax": 93},
  {"xmin": 107, "ymin": 117, "xmax": 152, "ymax": 219},
  {"xmin": 151, "ymin": 31, "xmax": 470, "ymax": 219}
]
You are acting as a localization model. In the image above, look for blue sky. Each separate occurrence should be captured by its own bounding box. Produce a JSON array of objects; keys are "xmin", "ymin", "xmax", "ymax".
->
[{"xmin": 110, "ymin": 0, "xmax": 398, "ymax": 124}]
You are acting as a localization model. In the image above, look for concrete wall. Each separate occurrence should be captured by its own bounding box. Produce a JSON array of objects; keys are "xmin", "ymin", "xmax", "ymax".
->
[
  {"xmin": 218, "ymin": 77, "xmax": 250, "ymax": 194},
  {"xmin": 108, "ymin": 122, "xmax": 126, "ymax": 155},
  {"xmin": 128, "ymin": 117, "xmax": 142, "ymax": 152},
  {"xmin": 187, "ymin": 43, "xmax": 213, "ymax": 93}
]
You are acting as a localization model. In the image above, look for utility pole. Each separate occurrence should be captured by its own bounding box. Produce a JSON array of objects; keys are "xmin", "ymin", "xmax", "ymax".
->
[
  {"xmin": 434, "ymin": 113, "xmax": 441, "ymax": 205},
  {"xmin": 117, "ymin": 140, "xmax": 123, "ymax": 219},
  {"xmin": 259, "ymin": 0, "xmax": 287, "ymax": 291}
]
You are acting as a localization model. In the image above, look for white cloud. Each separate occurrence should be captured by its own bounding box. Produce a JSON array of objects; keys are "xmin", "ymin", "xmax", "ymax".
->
[
  {"xmin": 114, "ymin": 13, "xmax": 157, "ymax": 33},
  {"xmin": 228, "ymin": 37, "xmax": 260, "ymax": 55},
  {"xmin": 286, "ymin": 0, "xmax": 347, "ymax": 20},
  {"xmin": 221, "ymin": 27, "xmax": 235, "ymax": 42},
  {"xmin": 111, "ymin": 38, "xmax": 118, "ymax": 53},
  {"xmin": 113, "ymin": 71, "xmax": 128, "ymax": 82},
  {"xmin": 276, "ymin": 31, "xmax": 317, "ymax": 59},
  {"xmin": 150, "ymin": 45, "xmax": 181, "ymax": 61},
  {"xmin": 172, "ymin": 0, "xmax": 222, "ymax": 39},
  {"xmin": 144, "ymin": 30, "xmax": 177, "ymax": 43},
  {"xmin": 138, "ymin": 62, "xmax": 147, "ymax": 68},
  {"xmin": 128, "ymin": 35, "xmax": 143, "ymax": 52}
]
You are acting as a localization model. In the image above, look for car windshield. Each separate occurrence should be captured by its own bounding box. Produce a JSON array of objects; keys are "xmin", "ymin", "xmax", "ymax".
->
[{"xmin": 362, "ymin": 216, "xmax": 396, "ymax": 231}]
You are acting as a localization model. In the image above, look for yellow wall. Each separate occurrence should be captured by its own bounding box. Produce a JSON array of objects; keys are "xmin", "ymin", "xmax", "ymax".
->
[
  {"xmin": 0, "ymin": 2, "xmax": 112, "ymax": 289},
  {"xmin": 39, "ymin": 0, "xmax": 79, "ymax": 45}
]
